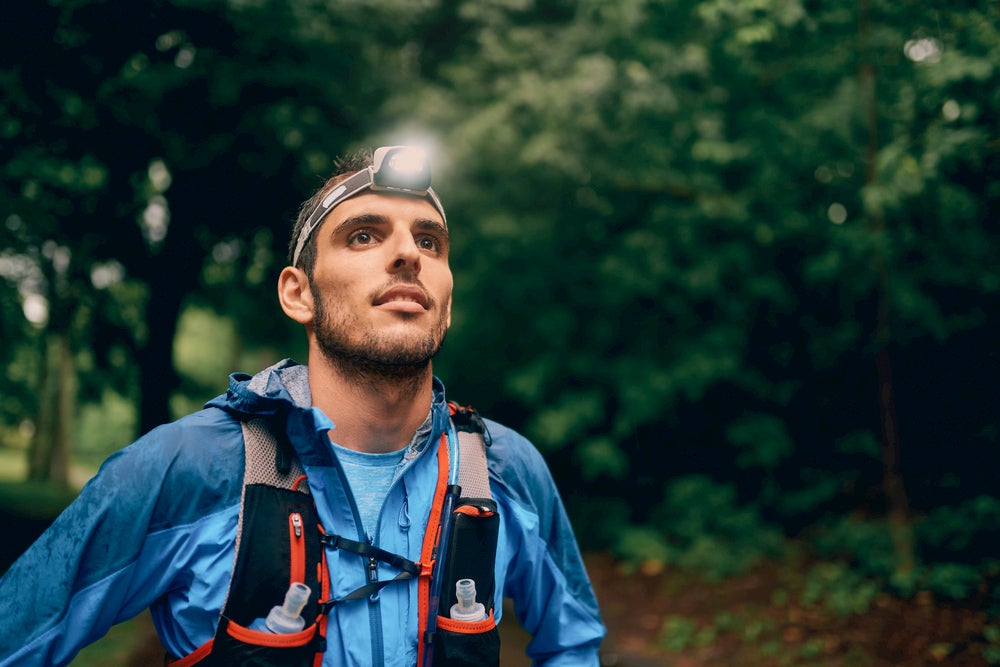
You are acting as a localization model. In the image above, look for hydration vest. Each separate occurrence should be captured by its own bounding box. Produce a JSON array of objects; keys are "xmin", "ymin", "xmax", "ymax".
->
[{"xmin": 168, "ymin": 404, "xmax": 500, "ymax": 667}]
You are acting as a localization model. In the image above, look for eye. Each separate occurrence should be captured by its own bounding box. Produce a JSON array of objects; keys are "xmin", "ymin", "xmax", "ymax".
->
[
  {"xmin": 415, "ymin": 228, "xmax": 449, "ymax": 255},
  {"xmin": 348, "ymin": 230, "xmax": 377, "ymax": 246},
  {"xmin": 416, "ymin": 236, "xmax": 440, "ymax": 252}
]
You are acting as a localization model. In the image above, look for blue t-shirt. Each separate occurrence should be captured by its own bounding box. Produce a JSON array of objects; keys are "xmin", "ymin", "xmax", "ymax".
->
[{"xmin": 332, "ymin": 444, "xmax": 406, "ymax": 540}]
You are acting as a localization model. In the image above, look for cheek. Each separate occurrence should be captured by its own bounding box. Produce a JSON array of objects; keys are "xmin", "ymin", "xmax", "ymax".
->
[
  {"xmin": 435, "ymin": 263, "xmax": 454, "ymax": 293},
  {"xmin": 437, "ymin": 274, "xmax": 454, "ymax": 310},
  {"xmin": 312, "ymin": 266, "xmax": 356, "ymax": 299},
  {"xmin": 442, "ymin": 287, "xmax": 453, "ymax": 329}
]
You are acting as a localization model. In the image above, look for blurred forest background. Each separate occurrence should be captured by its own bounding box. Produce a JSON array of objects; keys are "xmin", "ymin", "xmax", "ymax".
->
[{"xmin": 1, "ymin": 0, "xmax": 998, "ymax": 665}]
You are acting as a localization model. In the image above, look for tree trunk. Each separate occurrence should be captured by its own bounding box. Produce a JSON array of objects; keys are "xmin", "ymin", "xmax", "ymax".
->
[
  {"xmin": 27, "ymin": 332, "xmax": 73, "ymax": 487},
  {"xmin": 859, "ymin": 0, "xmax": 914, "ymax": 578},
  {"xmin": 27, "ymin": 335, "xmax": 55, "ymax": 481},
  {"xmin": 133, "ymin": 180, "xmax": 205, "ymax": 437},
  {"xmin": 136, "ymin": 289, "xmax": 183, "ymax": 437},
  {"xmin": 51, "ymin": 332, "xmax": 74, "ymax": 485}
]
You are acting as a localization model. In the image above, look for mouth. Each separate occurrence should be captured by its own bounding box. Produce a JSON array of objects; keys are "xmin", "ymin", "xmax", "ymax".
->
[{"xmin": 373, "ymin": 285, "xmax": 430, "ymax": 311}]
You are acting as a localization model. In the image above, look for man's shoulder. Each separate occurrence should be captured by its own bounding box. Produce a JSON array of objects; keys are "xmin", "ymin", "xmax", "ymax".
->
[
  {"xmin": 138, "ymin": 405, "xmax": 245, "ymax": 458},
  {"xmin": 124, "ymin": 406, "xmax": 246, "ymax": 530},
  {"xmin": 479, "ymin": 417, "xmax": 556, "ymax": 487},
  {"xmin": 108, "ymin": 406, "xmax": 246, "ymax": 494},
  {"xmin": 479, "ymin": 418, "xmax": 535, "ymax": 455}
]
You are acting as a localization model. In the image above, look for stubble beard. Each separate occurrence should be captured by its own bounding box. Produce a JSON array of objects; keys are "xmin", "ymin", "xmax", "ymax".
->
[{"xmin": 312, "ymin": 286, "xmax": 449, "ymax": 393}]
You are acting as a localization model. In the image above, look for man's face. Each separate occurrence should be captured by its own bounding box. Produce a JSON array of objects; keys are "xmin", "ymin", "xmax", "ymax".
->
[{"xmin": 307, "ymin": 192, "xmax": 453, "ymax": 375}]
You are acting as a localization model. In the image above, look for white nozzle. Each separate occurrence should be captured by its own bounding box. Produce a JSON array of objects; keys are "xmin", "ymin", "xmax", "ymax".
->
[
  {"xmin": 449, "ymin": 578, "xmax": 487, "ymax": 622},
  {"xmin": 264, "ymin": 582, "xmax": 311, "ymax": 633}
]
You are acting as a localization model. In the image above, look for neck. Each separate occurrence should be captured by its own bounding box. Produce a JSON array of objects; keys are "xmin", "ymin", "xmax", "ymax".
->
[{"xmin": 307, "ymin": 348, "xmax": 435, "ymax": 454}]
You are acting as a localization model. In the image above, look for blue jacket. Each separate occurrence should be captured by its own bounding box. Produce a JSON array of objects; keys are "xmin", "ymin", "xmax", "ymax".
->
[{"xmin": 0, "ymin": 360, "xmax": 605, "ymax": 666}]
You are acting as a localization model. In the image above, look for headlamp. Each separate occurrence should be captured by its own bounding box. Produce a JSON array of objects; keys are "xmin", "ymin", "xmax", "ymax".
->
[{"xmin": 291, "ymin": 146, "xmax": 446, "ymax": 267}]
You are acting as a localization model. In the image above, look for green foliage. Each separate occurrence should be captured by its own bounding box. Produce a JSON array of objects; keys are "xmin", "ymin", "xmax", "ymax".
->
[
  {"xmin": 75, "ymin": 389, "xmax": 138, "ymax": 468},
  {"xmin": 173, "ymin": 305, "xmax": 239, "ymax": 396},
  {"xmin": 2, "ymin": 0, "xmax": 439, "ymax": 439},
  {"xmin": 984, "ymin": 625, "xmax": 1000, "ymax": 665},
  {"xmin": 0, "ymin": 335, "xmax": 42, "ymax": 446},
  {"xmin": 834, "ymin": 431, "xmax": 881, "ymax": 460},
  {"xmin": 809, "ymin": 503, "xmax": 1000, "ymax": 602},
  {"xmin": 915, "ymin": 495, "xmax": 1000, "ymax": 599},
  {"xmin": 659, "ymin": 615, "xmax": 699, "ymax": 652},
  {"xmin": 528, "ymin": 389, "xmax": 605, "ymax": 452},
  {"xmin": 614, "ymin": 525, "xmax": 672, "ymax": 568},
  {"xmin": 811, "ymin": 517, "xmax": 897, "ymax": 580},
  {"xmin": 921, "ymin": 563, "xmax": 985, "ymax": 601},
  {"xmin": 412, "ymin": 1, "xmax": 1000, "ymax": 586},
  {"xmin": 615, "ymin": 476, "xmax": 785, "ymax": 580},
  {"xmin": 659, "ymin": 614, "xmax": 717, "ymax": 652},
  {"xmin": 918, "ymin": 495, "xmax": 1000, "ymax": 555},
  {"xmin": 739, "ymin": 617, "xmax": 774, "ymax": 643},
  {"xmin": 573, "ymin": 436, "xmax": 629, "ymax": 481},
  {"xmin": 802, "ymin": 562, "xmax": 881, "ymax": 617},
  {"xmin": 726, "ymin": 413, "xmax": 794, "ymax": 469},
  {"xmin": 770, "ymin": 468, "xmax": 855, "ymax": 518}
]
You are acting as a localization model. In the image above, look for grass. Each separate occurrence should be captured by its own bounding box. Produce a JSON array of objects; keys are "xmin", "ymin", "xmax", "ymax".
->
[
  {"xmin": 0, "ymin": 479, "xmax": 78, "ymax": 519},
  {"xmin": 69, "ymin": 612, "xmax": 158, "ymax": 667},
  {"xmin": 0, "ymin": 446, "xmax": 27, "ymax": 482},
  {"xmin": 0, "ymin": 446, "xmax": 88, "ymax": 519}
]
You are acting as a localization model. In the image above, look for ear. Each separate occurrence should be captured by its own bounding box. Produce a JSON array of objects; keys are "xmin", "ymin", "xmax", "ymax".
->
[{"xmin": 277, "ymin": 266, "xmax": 314, "ymax": 325}]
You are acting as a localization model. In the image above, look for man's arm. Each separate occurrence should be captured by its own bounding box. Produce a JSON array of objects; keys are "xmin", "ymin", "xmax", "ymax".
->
[
  {"xmin": 502, "ymin": 499, "xmax": 606, "ymax": 665},
  {"xmin": 0, "ymin": 454, "xmax": 164, "ymax": 664},
  {"xmin": 486, "ymin": 420, "xmax": 606, "ymax": 665},
  {"xmin": 0, "ymin": 410, "xmax": 244, "ymax": 666}
]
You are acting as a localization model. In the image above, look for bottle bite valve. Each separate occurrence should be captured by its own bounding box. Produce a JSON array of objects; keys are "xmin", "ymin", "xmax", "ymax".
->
[
  {"xmin": 251, "ymin": 582, "xmax": 312, "ymax": 633},
  {"xmin": 449, "ymin": 578, "xmax": 487, "ymax": 622}
]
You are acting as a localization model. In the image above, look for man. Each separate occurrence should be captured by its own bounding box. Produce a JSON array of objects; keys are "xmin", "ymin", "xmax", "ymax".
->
[{"xmin": 0, "ymin": 146, "xmax": 606, "ymax": 666}]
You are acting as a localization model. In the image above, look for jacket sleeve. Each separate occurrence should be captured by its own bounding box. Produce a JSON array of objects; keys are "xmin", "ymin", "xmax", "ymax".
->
[
  {"xmin": 486, "ymin": 421, "xmax": 606, "ymax": 666},
  {"xmin": 0, "ymin": 409, "xmax": 244, "ymax": 667}
]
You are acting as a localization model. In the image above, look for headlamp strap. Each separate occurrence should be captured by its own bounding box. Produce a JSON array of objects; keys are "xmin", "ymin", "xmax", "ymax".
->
[{"xmin": 291, "ymin": 168, "xmax": 374, "ymax": 267}]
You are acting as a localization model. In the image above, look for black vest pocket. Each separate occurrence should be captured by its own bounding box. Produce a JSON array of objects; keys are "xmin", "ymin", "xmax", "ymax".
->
[
  {"xmin": 437, "ymin": 499, "xmax": 499, "ymax": 616},
  {"xmin": 203, "ymin": 618, "xmax": 319, "ymax": 667},
  {"xmin": 430, "ymin": 498, "xmax": 501, "ymax": 667},
  {"xmin": 432, "ymin": 614, "xmax": 501, "ymax": 667}
]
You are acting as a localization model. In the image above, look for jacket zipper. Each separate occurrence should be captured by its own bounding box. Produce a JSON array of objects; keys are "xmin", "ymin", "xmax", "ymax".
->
[
  {"xmin": 288, "ymin": 512, "xmax": 305, "ymax": 585},
  {"xmin": 367, "ymin": 544, "xmax": 385, "ymax": 663}
]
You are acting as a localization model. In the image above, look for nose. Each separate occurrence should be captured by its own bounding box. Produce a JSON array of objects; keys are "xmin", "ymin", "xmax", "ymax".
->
[{"xmin": 387, "ymin": 230, "xmax": 421, "ymax": 274}]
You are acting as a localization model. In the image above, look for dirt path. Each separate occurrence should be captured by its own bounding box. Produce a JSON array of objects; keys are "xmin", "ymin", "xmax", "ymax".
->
[
  {"xmin": 59, "ymin": 547, "xmax": 1000, "ymax": 666},
  {"xmin": 584, "ymin": 552, "xmax": 993, "ymax": 667}
]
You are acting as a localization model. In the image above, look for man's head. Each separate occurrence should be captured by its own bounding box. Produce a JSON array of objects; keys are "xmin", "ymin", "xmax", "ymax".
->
[
  {"xmin": 287, "ymin": 146, "xmax": 447, "ymax": 279},
  {"xmin": 278, "ymin": 146, "xmax": 452, "ymax": 382}
]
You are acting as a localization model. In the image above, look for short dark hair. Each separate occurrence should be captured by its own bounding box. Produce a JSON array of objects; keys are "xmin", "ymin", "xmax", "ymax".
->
[{"xmin": 288, "ymin": 148, "xmax": 373, "ymax": 277}]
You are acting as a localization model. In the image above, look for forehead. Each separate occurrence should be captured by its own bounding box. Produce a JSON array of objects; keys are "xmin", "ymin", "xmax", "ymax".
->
[{"xmin": 324, "ymin": 192, "xmax": 446, "ymax": 228}]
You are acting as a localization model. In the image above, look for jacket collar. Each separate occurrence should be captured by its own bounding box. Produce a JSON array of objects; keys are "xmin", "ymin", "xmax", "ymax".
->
[{"xmin": 208, "ymin": 358, "xmax": 451, "ymax": 466}]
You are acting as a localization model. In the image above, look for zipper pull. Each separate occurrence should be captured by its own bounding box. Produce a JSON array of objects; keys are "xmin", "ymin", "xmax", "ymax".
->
[
  {"xmin": 288, "ymin": 512, "xmax": 307, "ymax": 585},
  {"xmin": 398, "ymin": 483, "xmax": 411, "ymax": 530},
  {"xmin": 368, "ymin": 556, "xmax": 380, "ymax": 602}
]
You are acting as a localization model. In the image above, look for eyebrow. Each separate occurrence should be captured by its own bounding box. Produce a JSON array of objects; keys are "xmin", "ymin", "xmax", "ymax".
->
[
  {"xmin": 329, "ymin": 214, "xmax": 449, "ymax": 240},
  {"xmin": 414, "ymin": 218, "xmax": 449, "ymax": 239},
  {"xmin": 329, "ymin": 213, "xmax": 386, "ymax": 239}
]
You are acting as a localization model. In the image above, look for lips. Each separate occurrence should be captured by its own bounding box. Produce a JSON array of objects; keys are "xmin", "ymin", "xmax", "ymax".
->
[{"xmin": 373, "ymin": 285, "xmax": 430, "ymax": 310}]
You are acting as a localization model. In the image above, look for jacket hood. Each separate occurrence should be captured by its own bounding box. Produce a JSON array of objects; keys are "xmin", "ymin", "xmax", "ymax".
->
[
  {"xmin": 209, "ymin": 358, "xmax": 312, "ymax": 417},
  {"xmin": 206, "ymin": 359, "xmax": 452, "ymax": 467}
]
